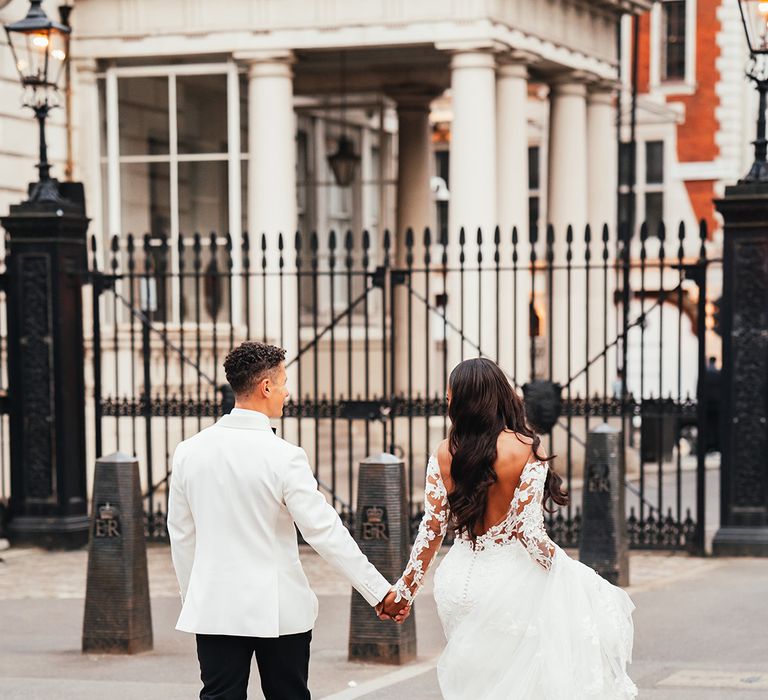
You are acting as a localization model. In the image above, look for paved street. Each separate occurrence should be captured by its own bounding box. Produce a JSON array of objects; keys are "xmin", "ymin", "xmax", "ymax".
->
[{"xmin": 1, "ymin": 544, "xmax": 766, "ymax": 699}]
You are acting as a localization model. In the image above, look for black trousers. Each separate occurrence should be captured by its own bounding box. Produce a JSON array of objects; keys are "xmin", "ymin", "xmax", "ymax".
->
[{"xmin": 196, "ymin": 630, "xmax": 312, "ymax": 700}]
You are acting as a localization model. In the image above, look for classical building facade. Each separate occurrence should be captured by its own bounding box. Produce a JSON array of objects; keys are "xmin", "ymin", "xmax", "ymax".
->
[
  {"xmin": 57, "ymin": 0, "xmax": 649, "ymax": 391},
  {"xmin": 4, "ymin": 0, "xmax": 733, "ymax": 506}
]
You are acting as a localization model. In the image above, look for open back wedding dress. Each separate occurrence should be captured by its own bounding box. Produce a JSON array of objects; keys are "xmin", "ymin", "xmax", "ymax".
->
[{"xmin": 393, "ymin": 455, "xmax": 637, "ymax": 700}]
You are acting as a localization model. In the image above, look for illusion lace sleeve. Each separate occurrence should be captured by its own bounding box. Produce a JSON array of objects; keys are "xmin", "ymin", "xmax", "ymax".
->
[
  {"xmin": 511, "ymin": 461, "xmax": 556, "ymax": 570},
  {"xmin": 392, "ymin": 455, "xmax": 449, "ymax": 604}
]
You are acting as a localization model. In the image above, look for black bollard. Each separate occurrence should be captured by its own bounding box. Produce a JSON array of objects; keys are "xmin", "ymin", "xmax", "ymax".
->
[
  {"xmin": 349, "ymin": 453, "xmax": 416, "ymax": 664},
  {"xmin": 82, "ymin": 453, "xmax": 153, "ymax": 654},
  {"xmin": 580, "ymin": 424, "xmax": 629, "ymax": 586}
]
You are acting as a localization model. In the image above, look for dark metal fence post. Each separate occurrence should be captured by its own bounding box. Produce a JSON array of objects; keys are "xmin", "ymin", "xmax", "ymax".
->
[
  {"xmin": 90, "ymin": 235, "xmax": 103, "ymax": 460},
  {"xmin": 141, "ymin": 304, "xmax": 153, "ymax": 522},
  {"xmin": 713, "ymin": 183, "xmax": 768, "ymax": 556}
]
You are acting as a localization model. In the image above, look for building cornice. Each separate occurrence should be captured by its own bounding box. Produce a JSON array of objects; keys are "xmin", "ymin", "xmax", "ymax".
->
[{"xmin": 592, "ymin": 0, "xmax": 655, "ymax": 13}]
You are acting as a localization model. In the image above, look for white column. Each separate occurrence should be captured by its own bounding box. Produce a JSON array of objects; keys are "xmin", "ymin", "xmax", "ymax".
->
[
  {"xmin": 587, "ymin": 84, "xmax": 618, "ymax": 233},
  {"xmin": 496, "ymin": 59, "xmax": 530, "ymax": 383},
  {"xmin": 226, "ymin": 62, "xmax": 244, "ymax": 334},
  {"xmin": 496, "ymin": 61, "xmax": 529, "ymax": 237},
  {"xmin": 392, "ymin": 93, "xmax": 435, "ymax": 396},
  {"xmin": 448, "ymin": 49, "xmax": 497, "ymax": 365},
  {"xmin": 72, "ymin": 58, "xmax": 104, "ymax": 254},
  {"xmin": 240, "ymin": 51, "xmax": 297, "ymax": 348},
  {"xmin": 547, "ymin": 76, "xmax": 589, "ymax": 391},
  {"xmin": 587, "ymin": 83, "xmax": 619, "ymax": 396},
  {"xmin": 395, "ymin": 95, "xmax": 435, "ymax": 244},
  {"xmin": 547, "ymin": 78, "xmax": 588, "ymax": 245}
]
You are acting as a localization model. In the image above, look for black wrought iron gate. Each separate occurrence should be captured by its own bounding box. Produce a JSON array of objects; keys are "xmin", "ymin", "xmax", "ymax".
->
[{"xmin": 89, "ymin": 221, "xmax": 721, "ymax": 552}]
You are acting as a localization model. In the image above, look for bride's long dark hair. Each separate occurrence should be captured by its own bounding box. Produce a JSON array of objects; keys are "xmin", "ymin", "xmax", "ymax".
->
[{"xmin": 447, "ymin": 358, "xmax": 569, "ymax": 544}]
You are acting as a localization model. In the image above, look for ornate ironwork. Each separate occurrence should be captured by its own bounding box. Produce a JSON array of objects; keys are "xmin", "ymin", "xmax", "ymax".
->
[
  {"xmin": 730, "ymin": 241, "xmax": 768, "ymax": 510},
  {"xmin": 20, "ymin": 255, "xmax": 55, "ymax": 500},
  {"xmin": 89, "ymin": 223, "xmax": 716, "ymax": 552}
]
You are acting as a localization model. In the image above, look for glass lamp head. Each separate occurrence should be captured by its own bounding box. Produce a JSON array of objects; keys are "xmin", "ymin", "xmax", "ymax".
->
[
  {"xmin": 327, "ymin": 135, "xmax": 361, "ymax": 188},
  {"xmin": 739, "ymin": 0, "xmax": 768, "ymax": 55},
  {"xmin": 4, "ymin": 0, "xmax": 71, "ymax": 107}
]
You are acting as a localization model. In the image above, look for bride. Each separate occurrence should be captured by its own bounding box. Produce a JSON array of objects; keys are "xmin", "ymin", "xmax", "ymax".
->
[{"xmin": 379, "ymin": 358, "xmax": 637, "ymax": 699}]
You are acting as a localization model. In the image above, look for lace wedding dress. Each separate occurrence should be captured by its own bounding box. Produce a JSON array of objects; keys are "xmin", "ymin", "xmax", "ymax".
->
[{"xmin": 393, "ymin": 456, "xmax": 637, "ymax": 700}]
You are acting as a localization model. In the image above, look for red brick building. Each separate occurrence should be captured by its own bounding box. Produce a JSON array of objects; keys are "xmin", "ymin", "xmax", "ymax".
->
[{"xmin": 620, "ymin": 0, "xmax": 752, "ymax": 238}]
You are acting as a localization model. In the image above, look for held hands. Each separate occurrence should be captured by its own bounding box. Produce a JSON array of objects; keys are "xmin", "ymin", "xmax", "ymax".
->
[{"xmin": 375, "ymin": 589, "xmax": 411, "ymax": 624}]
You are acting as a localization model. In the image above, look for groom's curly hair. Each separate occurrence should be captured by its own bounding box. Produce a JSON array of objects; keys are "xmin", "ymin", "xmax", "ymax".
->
[{"xmin": 223, "ymin": 342, "xmax": 286, "ymax": 396}]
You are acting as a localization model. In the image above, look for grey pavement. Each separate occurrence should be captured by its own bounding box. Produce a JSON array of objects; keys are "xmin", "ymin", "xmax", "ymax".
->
[{"xmin": 0, "ymin": 545, "xmax": 766, "ymax": 699}]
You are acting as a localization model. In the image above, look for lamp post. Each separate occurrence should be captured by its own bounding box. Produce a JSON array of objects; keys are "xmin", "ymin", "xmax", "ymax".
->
[
  {"xmin": 1, "ymin": 1, "xmax": 90, "ymax": 548},
  {"xmin": 710, "ymin": 0, "xmax": 768, "ymax": 556},
  {"xmin": 4, "ymin": 0, "xmax": 72, "ymax": 205}
]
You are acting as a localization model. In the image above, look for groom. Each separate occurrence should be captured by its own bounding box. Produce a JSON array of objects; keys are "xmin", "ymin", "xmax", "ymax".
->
[{"xmin": 168, "ymin": 341, "xmax": 407, "ymax": 699}]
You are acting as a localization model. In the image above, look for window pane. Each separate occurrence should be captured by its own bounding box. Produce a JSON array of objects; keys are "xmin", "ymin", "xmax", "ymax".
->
[
  {"xmin": 178, "ymin": 160, "xmax": 229, "ymax": 234},
  {"xmin": 529, "ymin": 196, "xmax": 540, "ymax": 239},
  {"xmin": 240, "ymin": 73, "xmax": 248, "ymax": 154},
  {"xmin": 297, "ymin": 129, "xmax": 309, "ymax": 219},
  {"xmin": 98, "ymin": 78, "xmax": 107, "ymax": 158},
  {"xmin": 646, "ymin": 141, "xmax": 664, "ymax": 184},
  {"xmin": 180, "ymin": 236, "xmax": 232, "ymax": 323},
  {"xmin": 644, "ymin": 192, "xmax": 664, "ymax": 236},
  {"xmin": 241, "ymin": 159, "xmax": 247, "ymax": 234},
  {"xmin": 118, "ymin": 77, "xmax": 169, "ymax": 156},
  {"xmin": 435, "ymin": 150, "xmax": 449, "ymax": 184},
  {"xmin": 120, "ymin": 162, "xmax": 171, "ymax": 235},
  {"xmin": 619, "ymin": 192, "xmax": 633, "ymax": 230},
  {"xmin": 663, "ymin": 0, "xmax": 686, "ymax": 81},
  {"xmin": 176, "ymin": 74, "xmax": 228, "ymax": 154},
  {"xmin": 619, "ymin": 142, "xmax": 633, "ymax": 187},
  {"xmin": 178, "ymin": 160, "xmax": 231, "ymax": 324},
  {"xmin": 528, "ymin": 146, "xmax": 540, "ymax": 190}
]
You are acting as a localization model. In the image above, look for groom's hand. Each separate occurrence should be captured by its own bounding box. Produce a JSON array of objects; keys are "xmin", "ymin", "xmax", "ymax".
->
[{"xmin": 376, "ymin": 590, "xmax": 411, "ymax": 623}]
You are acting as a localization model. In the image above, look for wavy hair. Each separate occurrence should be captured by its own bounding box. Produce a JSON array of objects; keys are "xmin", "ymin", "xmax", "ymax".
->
[{"xmin": 446, "ymin": 358, "xmax": 569, "ymax": 544}]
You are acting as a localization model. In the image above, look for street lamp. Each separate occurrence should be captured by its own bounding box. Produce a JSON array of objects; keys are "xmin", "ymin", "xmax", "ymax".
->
[
  {"xmin": 737, "ymin": 0, "xmax": 768, "ymax": 182},
  {"xmin": 4, "ymin": 0, "xmax": 71, "ymax": 203}
]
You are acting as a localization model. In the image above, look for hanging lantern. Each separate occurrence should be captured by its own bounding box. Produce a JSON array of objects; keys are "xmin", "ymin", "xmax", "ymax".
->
[
  {"xmin": 327, "ymin": 51, "xmax": 360, "ymax": 188},
  {"xmin": 328, "ymin": 134, "xmax": 361, "ymax": 188}
]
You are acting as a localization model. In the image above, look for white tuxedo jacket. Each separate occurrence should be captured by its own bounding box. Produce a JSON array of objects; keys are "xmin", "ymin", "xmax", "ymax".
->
[{"xmin": 168, "ymin": 409, "xmax": 391, "ymax": 637}]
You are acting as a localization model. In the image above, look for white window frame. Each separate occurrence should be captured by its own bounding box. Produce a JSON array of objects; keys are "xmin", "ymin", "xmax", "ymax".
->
[
  {"xmin": 639, "ymin": 139, "xmax": 666, "ymax": 237},
  {"xmin": 100, "ymin": 61, "xmax": 244, "ymax": 326},
  {"xmin": 650, "ymin": 0, "xmax": 697, "ymax": 93}
]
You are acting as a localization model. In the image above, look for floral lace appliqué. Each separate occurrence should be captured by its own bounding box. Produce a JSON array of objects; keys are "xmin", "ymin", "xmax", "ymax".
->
[
  {"xmin": 452, "ymin": 460, "xmax": 555, "ymax": 570},
  {"xmin": 508, "ymin": 460, "xmax": 556, "ymax": 570},
  {"xmin": 394, "ymin": 457, "xmax": 556, "ymax": 604},
  {"xmin": 393, "ymin": 455, "xmax": 448, "ymax": 603}
]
